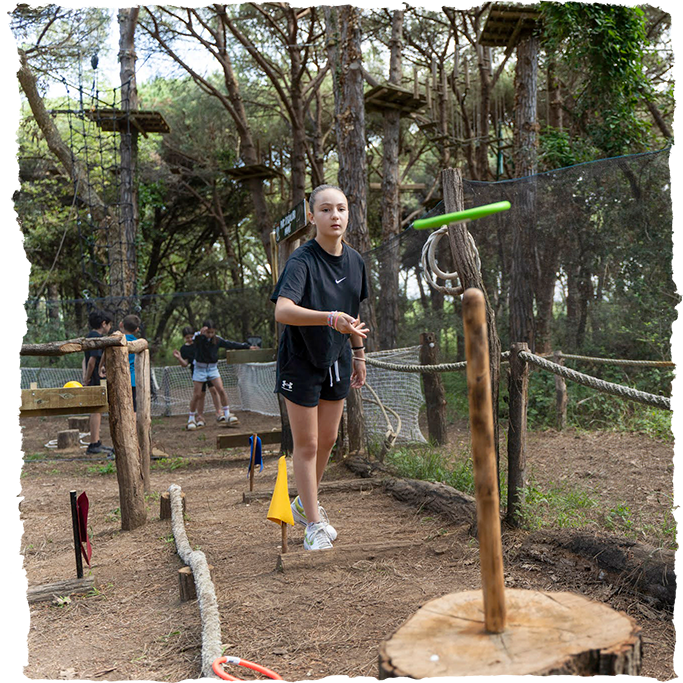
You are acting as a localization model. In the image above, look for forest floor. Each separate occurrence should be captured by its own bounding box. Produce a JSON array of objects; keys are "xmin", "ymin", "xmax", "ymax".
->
[{"xmin": 19, "ymin": 410, "xmax": 676, "ymax": 681}]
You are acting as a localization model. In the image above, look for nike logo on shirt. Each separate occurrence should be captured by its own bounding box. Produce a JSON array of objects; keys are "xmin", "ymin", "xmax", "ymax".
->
[{"xmin": 335, "ymin": 277, "xmax": 347, "ymax": 284}]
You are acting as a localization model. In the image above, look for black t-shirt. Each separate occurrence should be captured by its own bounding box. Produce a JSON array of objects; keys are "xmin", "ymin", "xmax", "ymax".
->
[
  {"xmin": 180, "ymin": 343, "xmax": 195, "ymax": 374},
  {"xmin": 271, "ymin": 238, "xmax": 369, "ymax": 369},
  {"xmin": 192, "ymin": 332, "xmax": 250, "ymax": 364},
  {"xmin": 84, "ymin": 330, "xmax": 103, "ymax": 386}
]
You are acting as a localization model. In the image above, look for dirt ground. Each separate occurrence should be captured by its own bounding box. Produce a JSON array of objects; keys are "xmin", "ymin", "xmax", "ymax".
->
[{"xmin": 19, "ymin": 410, "xmax": 676, "ymax": 681}]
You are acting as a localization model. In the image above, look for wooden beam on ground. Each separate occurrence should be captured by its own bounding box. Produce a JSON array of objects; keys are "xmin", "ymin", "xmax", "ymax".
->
[
  {"xmin": 217, "ymin": 430, "xmax": 282, "ymax": 450},
  {"xmin": 27, "ymin": 578, "xmax": 94, "ymax": 604},
  {"xmin": 21, "ymin": 386, "xmax": 108, "ymax": 417},
  {"xmin": 243, "ymin": 478, "xmax": 380, "ymax": 502},
  {"xmin": 277, "ymin": 540, "xmax": 416, "ymax": 571}
]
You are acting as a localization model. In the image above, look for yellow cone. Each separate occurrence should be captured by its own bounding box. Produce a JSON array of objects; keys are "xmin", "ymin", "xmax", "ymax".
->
[{"xmin": 267, "ymin": 456, "xmax": 294, "ymax": 526}]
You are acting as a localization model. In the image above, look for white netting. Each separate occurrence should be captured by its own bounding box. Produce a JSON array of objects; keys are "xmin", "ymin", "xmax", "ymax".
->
[
  {"xmin": 20, "ymin": 346, "xmax": 427, "ymax": 444},
  {"xmin": 360, "ymin": 346, "xmax": 427, "ymax": 444}
]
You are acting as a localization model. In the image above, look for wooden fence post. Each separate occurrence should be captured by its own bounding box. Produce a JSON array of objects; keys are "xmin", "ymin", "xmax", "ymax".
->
[
  {"xmin": 506, "ymin": 342, "xmax": 529, "ymax": 527},
  {"xmin": 105, "ymin": 344, "xmax": 147, "ymax": 531},
  {"xmin": 553, "ymin": 350, "xmax": 567, "ymax": 430},
  {"xmin": 420, "ymin": 332, "xmax": 448, "ymax": 445},
  {"xmin": 135, "ymin": 348, "xmax": 152, "ymax": 493},
  {"xmin": 346, "ymin": 388, "xmax": 365, "ymax": 455}
]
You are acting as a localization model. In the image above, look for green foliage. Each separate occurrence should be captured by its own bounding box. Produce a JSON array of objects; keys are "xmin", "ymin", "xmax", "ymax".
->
[{"xmin": 540, "ymin": 3, "xmax": 652, "ymax": 155}]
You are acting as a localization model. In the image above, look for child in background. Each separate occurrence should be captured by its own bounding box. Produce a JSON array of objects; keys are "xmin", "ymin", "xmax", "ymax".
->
[
  {"xmin": 190, "ymin": 319, "xmax": 258, "ymax": 428},
  {"xmin": 83, "ymin": 309, "xmax": 115, "ymax": 456},
  {"xmin": 120, "ymin": 314, "xmax": 141, "ymax": 412},
  {"xmin": 172, "ymin": 326, "xmax": 222, "ymax": 429}
]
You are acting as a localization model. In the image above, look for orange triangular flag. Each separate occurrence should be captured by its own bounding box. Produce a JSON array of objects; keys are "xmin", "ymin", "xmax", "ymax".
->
[{"xmin": 267, "ymin": 456, "xmax": 294, "ymax": 526}]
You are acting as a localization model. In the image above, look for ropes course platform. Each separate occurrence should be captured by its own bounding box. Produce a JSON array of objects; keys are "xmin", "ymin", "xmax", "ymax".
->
[
  {"xmin": 225, "ymin": 163, "xmax": 282, "ymax": 181},
  {"xmin": 20, "ymin": 385, "xmax": 108, "ymax": 417},
  {"xmin": 364, "ymin": 83, "xmax": 427, "ymax": 114},
  {"xmin": 85, "ymin": 109, "xmax": 170, "ymax": 135}
]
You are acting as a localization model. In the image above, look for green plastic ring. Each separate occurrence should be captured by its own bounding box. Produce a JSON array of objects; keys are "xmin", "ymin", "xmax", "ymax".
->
[{"xmin": 413, "ymin": 201, "xmax": 511, "ymax": 230}]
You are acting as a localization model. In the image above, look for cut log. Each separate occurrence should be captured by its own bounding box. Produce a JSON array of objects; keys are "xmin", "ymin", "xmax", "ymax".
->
[
  {"xmin": 242, "ymin": 478, "xmax": 379, "ymax": 503},
  {"xmin": 344, "ymin": 454, "xmax": 476, "ymax": 525},
  {"xmin": 379, "ymin": 588, "xmax": 641, "ymax": 677},
  {"xmin": 56, "ymin": 429, "xmax": 80, "ymax": 450},
  {"xmin": 518, "ymin": 530, "xmax": 676, "ymax": 609},
  {"xmin": 68, "ymin": 416, "xmax": 90, "ymax": 431},
  {"xmin": 27, "ymin": 578, "xmax": 94, "ymax": 604},
  {"xmin": 277, "ymin": 540, "xmax": 417, "ymax": 572}
]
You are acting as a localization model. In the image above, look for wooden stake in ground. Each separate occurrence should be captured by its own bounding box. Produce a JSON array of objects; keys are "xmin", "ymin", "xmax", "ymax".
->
[
  {"xmin": 462, "ymin": 287, "xmax": 506, "ymax": 632},
  {"xmin": 378, "ymin": 287, "xmax": 642, "ymax": 677}
]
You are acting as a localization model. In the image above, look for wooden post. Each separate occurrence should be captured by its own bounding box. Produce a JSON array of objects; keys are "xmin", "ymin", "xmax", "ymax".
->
[
  {"xmin": 135, "ymin": 348, "xmax": 152, "ymax": 493},
  {"xmin": 506, "ymin": 343, "xmax": 529, "ymax": 528},
  {"xmin": 160, "ymin": 490, "xmax": 185, "ymax": 520},
  {"xmin": 553, "ymin": 350, "xmax": 567, "ymax": 430},
  {"xmin": 70, "ymin": 491, "xmax": 83, "ymax": 579},
  {"xmin": 68, "ymin": 416, "xmax": 90, "ymax": 431},
  {"xmin": 419, "ymin": 332, "xmax": 448, "ymax": 445},
  {"xmin": 281, "ymin": 523, "xmax": 288, "ymax": 554},
  {"xmin": 442, "ymin": 168, "xmax": 502, "ymax": 476},
  {"xmin": 462, "ymin": 288, "xmax": 505, "ymax": 633},
  {"xmin": 104, "ymin": 344, "xmax": 147, "ymax": 531},
  {"xmin": 346, "ymin": 388, "xmax": 365, "ymax": 455},
  {"xmin": 179, "ymin": 565, "xmax": 213, "ymax": 602}
]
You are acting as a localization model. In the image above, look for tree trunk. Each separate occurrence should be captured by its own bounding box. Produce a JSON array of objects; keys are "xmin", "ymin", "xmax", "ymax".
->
[
  {"xmin": 325, "ymin": 5, "xmax": 378, "ymax": 350},
  {"xmin": 510, "ymin": 35, "xmax": 539, "ymax": 349},
  {"xmin": 442, "ymin": 168, "xmax": 501, "ymax": 469},
  {"xmin": 378, "ymin": 10, "xmax": 403, "ymax": 350},
  {"xmin": 113, "ymin": 8, "xmax": 140, "ymax": 318}
]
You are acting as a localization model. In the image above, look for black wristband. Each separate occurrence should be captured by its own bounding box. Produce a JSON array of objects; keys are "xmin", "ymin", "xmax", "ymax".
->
[{"xmin": 351, "ymin": 345, "xmax": 365, "ymax": 350}]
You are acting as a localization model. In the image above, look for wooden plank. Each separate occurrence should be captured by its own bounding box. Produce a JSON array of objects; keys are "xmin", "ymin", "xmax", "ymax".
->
[
  {"xmin": 224, "ymin": 348, "xmax": 277, "ymax": 365},
  {"xmin": 217, "ymin": 430, "xmax": 282, "ymax": 450},
  {"xmin": 243, "ymin": 478, "xmax": 380, "ymax": 502},
  {"xmin": 277, "ymin": 540, "xmax": 417, "ymax": 571},
  {"xmin": 27, "ymin": 577, "xmax": 94, "ymax": 604},
  {"xmin": 21, "ymin": 386, "xmax": 107, "ymax": 415}
]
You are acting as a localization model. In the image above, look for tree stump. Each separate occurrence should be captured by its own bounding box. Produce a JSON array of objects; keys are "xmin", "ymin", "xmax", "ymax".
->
[
  {"xmin": 57, "ymin": 429, "xmax": 80, "ymax": 450},
  {"xmin": 378, "ymin": 588, "xmax": 641, "ymax": 677},
  {"xmin": 68, "ymin": 416, "xmax": 90, "ymax": 431},
  {"xmin": 178, "ymin": 565, "xmax": 213, "ymax": 602},
  {"xmin": 160, "ymin": 490, "xmax": 185, "ymax": 520}
]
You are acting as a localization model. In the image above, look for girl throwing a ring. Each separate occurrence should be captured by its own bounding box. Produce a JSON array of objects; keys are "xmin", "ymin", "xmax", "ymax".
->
[{"xmin": 271, "ymin": 184, "xmax": 369, "ymax": 550}]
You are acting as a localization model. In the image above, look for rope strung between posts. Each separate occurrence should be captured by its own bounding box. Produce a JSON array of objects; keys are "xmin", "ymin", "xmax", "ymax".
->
[
  {"xmin": 556, "ymin": 353, "xmax": 674, "ymax": 368},
  {"xmin": 518, "ymin": 351, "xmax": 671, "ymax": 411},
  {"xmin": 365, "ymin": 351, "xmax": 511, "ymax": 374},
  {"xmin": 420, "ymin": 225, "xmax": 481, "ymax": 295},
  {"xmin": 168, "ymin": 484, "xmax": 223, "ymax": 679}
]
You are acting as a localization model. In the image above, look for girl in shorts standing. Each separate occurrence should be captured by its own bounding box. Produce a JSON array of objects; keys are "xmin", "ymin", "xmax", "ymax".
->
[{"xmin": 271, "ymin": 184, "xmax": 369, "ymax": 551}]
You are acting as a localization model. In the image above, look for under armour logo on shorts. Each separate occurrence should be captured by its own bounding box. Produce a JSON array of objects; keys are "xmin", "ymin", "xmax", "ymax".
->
[{"xmin": 281, "ymin": 380, "xmax": 293, "ymax": 391}]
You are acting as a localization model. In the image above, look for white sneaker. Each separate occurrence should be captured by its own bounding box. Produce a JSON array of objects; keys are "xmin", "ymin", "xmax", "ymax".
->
[
  {"xmin": 304, "ymin": 521, "xmax": 333, "ymax": 550},
  {"xmin": 216, "ymin": 414, "xmax": 226, "ymax": 423},
  {"xmin": 226, "ymin": 414, "xmax": 239, "ymax": 425},
  {"xmin": 196, "ymin": 418, "xmax": 206, "ymax": 428},
  {"xmin": 186, "ymin": 419, "xmax": 197, "ymax": 431},
  {"xmin": 292, "ymin": 496, "xmax": 338, "ymax": 541}
]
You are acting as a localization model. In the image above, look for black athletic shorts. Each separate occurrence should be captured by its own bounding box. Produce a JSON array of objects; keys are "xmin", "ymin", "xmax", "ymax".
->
[
  {"xmin": 201, "ymin": 379, "xmax": 214, "ymax": 393},
  {"xmin": 275, "ymin": 346, "xmax": 352, "ymax": 407}
]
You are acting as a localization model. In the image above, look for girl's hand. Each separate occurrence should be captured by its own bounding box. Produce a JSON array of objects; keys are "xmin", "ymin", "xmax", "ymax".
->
[
  {"xmin": 350, "ymin": 357, "xmax": 366, "ymax": 388},
  {"xmin": 335, "ymin": 313, "xmax": 368, "ymax": 338},
  {"xmin": 172, "ymin": 349, "xmax": 181, "ymax": 360}
]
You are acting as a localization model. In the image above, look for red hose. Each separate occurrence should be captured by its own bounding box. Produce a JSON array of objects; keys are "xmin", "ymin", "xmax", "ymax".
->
[{"xmin": 212, "ymin": 656, "xmax": 283, "ymax": 681}]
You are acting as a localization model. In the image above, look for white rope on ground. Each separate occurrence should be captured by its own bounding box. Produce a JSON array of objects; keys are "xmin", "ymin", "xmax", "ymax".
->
[
  {"xmin": 420, "ymin": 225, "xmax": 481, "ymax": 295},
  {"xmin": 168, "ymin": 484, "xmax": 223, "ymax": 679},
  {"xmin": 519, "ymin": 351, "xmax": 671, "ymax": 411}
]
